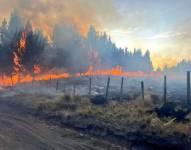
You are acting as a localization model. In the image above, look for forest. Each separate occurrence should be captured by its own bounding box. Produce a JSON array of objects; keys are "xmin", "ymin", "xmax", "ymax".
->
[{"xmin": 0, "ymin": 11, "xmax": 154, "ymax": 76}]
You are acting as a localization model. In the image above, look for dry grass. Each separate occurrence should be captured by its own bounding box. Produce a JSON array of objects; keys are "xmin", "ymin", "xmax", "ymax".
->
[
  {"xmin": 23, "ymin": 94, "xmax": 189, "ymax": 141},
  {"xmin": 2, "ymin": 93, "xmax": 191, "ymax": 146}
]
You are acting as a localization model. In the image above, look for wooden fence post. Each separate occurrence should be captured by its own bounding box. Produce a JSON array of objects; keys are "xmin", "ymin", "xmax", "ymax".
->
[
  {"xmin": 187, "ymin": 71, "xmax": 190, "ymax": 106},
  {"xmin": 1, "ymin": 74, "xmax": 4, "ymax": 86},
  {"xmin": 105, "ymin": 77, "xmax": 110, "ymax": 100},
  {"xmin": 141, "ymin": 81, "xmax": 144, "ymax": 100},
  {"xmin": 89, "ymin": 77, "xmax": 92, "ymax": 96},
  {"xmin": 49, "ymin": 76, "xmax": 52, "ymax": 86},
  {"xmin": 63, "ymin": 83, "xmax": 66, "ymax": 93},
  {"xmin": 73, "ymin": 84, "xmax": 76, "ymax": 96},
  {"xmin": 120, "ymin": 77, "xmax": 124, "ymax": 100},
  {"xmin": 11, "ymin": 74, "xmax": 13, "ymax": 87},
  {"xmin": 32, "ymin": 73, "xmax": 35, "ymax": 85},
  {"xmin": 164, "ymin": 75, "xmax": 167, "ymax": 104},
  {"xmin": 56, "ymin": 80, "xmax": 59, "ymax": 91},
  {"xmin": 18, "ymin": 73, "xmax": 21, "ymax": 83}
]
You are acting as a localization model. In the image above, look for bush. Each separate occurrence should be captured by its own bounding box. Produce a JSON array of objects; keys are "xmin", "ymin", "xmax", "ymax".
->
[{"xmin": 91, "ymin": 95, "xmax": 107, "ymax": 105}]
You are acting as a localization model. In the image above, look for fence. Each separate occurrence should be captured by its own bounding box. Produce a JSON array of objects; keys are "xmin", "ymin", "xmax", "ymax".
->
[{"xmin": 9, "ymin": 71, "xmax": 191, "ymax": 107}]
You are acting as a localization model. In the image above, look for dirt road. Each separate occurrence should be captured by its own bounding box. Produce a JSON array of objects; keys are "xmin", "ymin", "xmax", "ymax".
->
[{"xmin": 0, "ymin": 104, "xmax": 126, "ymax": 150}]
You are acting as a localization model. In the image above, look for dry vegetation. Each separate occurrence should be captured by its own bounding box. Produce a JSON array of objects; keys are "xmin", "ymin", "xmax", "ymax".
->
[{"xmin": 1, "ymin": 93, "xmax": 191, "ymax": 149}]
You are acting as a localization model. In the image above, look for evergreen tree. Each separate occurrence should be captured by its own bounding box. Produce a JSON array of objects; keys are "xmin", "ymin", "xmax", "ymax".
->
[
  {"xmin": 144, "ymin": 50, "xmax": 153, "ymax": 71},
  {"xmin": 0, "ymin": 18, "xmax": 8, "ymax": 45},
  {"xmin": 8, "ymin": 10, "xmax": 24, "ymax": 34},
  {"xmin": 87, "ymin": 25, "xmax": 96, "ymax": 46}
]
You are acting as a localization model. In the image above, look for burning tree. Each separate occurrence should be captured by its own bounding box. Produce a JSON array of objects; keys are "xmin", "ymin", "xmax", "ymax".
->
[
  {"xmin": 0, "ymin": 11, "xmax": 47, "ymax": 76},
  {"xmin": 11, "ymin": 24, "xmax": 47, "ymax": 75},
  {"xmin": 0, "ymin": 11, "xmax": 154, "ymax": 83}
]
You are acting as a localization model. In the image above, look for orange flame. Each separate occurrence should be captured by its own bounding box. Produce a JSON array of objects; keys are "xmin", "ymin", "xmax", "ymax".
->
[
  {"xmin": 0, "ymin": 65, "xmax": 162, "ymax": 87},
  {"xmin": 13, "ymin": 52, "xmax": 21, "ymax": 74},
  {"xmin": 19, "ymin": 32, "xmax": 27, "ymax": 51},
  {"xmin": 77, "ymin": 65, "xmax": 161, "ymax": 77},
  {"xmin": 33, "ymin": 64, "xmax": 41, "ymax": 74},
  {"xmin": 13, "ymin": 32, "xmax": 27, "ymax": 75}
]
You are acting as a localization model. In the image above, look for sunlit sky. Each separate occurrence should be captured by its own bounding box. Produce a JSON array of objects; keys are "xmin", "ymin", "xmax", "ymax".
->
[{"xmin": 0, "ymin": 0, "xmax": 191, "ymax": 69}]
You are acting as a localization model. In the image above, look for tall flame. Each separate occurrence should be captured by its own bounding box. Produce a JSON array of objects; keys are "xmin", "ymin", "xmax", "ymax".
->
[
  {"xmin": 13, "ymin": 32, "xmax": 27, "ymax": 75},
  {"xmin": 19, "ymin": 32, "xmax": 27, "ymax": 52},
  {"xmin": 13, "ymin": 52, "xmax": 21, "ymax": 74}
]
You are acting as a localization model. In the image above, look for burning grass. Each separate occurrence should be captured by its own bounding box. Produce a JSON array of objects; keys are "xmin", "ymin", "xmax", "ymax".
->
[{"xmin": 1, "ymin": 93, "xmax": 191, "ymax": 149}]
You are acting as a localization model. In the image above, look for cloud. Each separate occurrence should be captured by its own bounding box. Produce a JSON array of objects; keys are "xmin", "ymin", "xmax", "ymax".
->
[{"xmin": 147, "ymin": 31, "xmax": 185, "ymax": 40}]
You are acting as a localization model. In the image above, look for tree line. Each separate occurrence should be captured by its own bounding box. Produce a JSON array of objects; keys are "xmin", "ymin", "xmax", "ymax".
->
[{"xmin": 0, "ymin": 11, "xmax": 154, "ymax": 76}]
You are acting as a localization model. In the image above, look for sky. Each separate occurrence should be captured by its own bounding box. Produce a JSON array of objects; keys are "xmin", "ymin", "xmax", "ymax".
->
[{"xmin": 0, "ymin": 0, "xmax": 191, "ymax": 69}]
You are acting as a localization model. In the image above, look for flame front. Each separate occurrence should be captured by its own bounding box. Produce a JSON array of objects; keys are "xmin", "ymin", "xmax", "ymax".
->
[
  {"xmin": 6, "ymin": 31, "xmax": 162, "ymax": 88},
  {"xmin": 0, "ymin": 65, "xmax": 161, "ymax": 87},
  {"xmin": 77, "ymin": 65, "xmax": 160, "ymax": 77}
]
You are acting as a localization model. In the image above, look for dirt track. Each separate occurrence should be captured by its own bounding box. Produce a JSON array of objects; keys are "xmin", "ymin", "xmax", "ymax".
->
[{"xmin": 0, "ymin": 104, "xmax": 126, "ymax": 150}]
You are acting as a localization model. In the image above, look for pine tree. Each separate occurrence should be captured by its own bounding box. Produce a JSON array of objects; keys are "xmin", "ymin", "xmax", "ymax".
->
[
  {"xmin": 8, "ymin": 10, "xmax": 24, "ymax": 34},
  {"xmin": 0, "ymin": 18, "xmax": 8, "ymax": 45}
]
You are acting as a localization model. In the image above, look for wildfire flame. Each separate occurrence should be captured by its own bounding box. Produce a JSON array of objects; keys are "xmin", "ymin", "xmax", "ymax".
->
[
  {"xmin": 13, "ymin": 52, "xmax": 21, "ymax": 74},
  {"xmin": 33, "ymin": 64, "xmax": 41, "ymax": 74},
  {"xmin": 76, "ymin": 65, "xmax": 161, "ymax": 77},
  {"xmin": 13, "ymin": 32, "xmax": 27, "ymax": 76},
  {"xmin": 2, "ymin": 31, "xmax": 161, "ymax": 87},
  {"xmin": 19, "ymin": 32, "xmax": 27, "ymax": 51},
  {"xmin": 0, "ymin": 65, "xmax": 161, "ymax": 87}
]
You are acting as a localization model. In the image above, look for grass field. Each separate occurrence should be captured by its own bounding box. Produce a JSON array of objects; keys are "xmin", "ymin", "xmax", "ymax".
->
[{"xmin": 1, "ymin": 92, "xmax": 191, "ymax": 149}]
